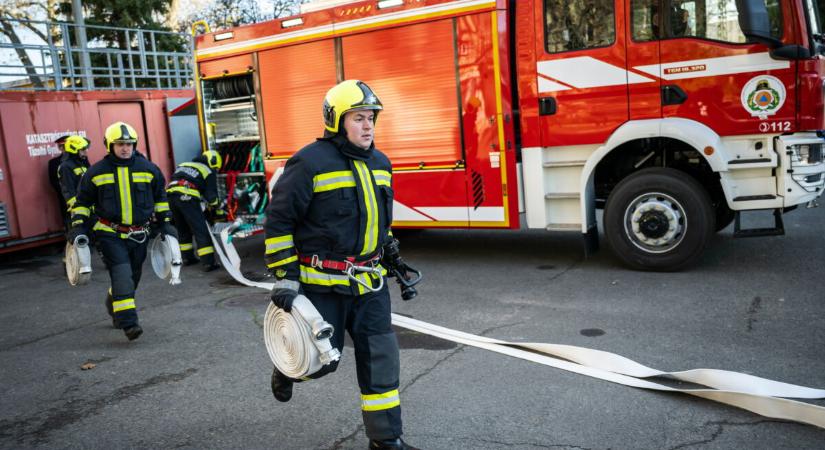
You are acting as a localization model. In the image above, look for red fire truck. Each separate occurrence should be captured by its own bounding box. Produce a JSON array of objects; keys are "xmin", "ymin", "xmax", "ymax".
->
[{"xmin": 192, "ymin": 0, "xmax": 825, "ymax": 270}]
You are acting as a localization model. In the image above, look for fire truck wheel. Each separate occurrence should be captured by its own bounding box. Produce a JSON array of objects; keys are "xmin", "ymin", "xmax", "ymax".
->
[{"xmin": 604, "ymin": 168, "xmax": 715, "ymax": 271}]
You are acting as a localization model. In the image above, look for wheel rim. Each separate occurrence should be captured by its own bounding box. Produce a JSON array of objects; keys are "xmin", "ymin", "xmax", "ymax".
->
[{"xmin": 623, "ymin": 192, "xmax": 687, "ymax": 254}]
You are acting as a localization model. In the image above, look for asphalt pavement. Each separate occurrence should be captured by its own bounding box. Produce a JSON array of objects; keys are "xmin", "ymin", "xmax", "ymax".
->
[{"xmin": 1, "ymin": 204, "xmax": 823, "ymax": 449}]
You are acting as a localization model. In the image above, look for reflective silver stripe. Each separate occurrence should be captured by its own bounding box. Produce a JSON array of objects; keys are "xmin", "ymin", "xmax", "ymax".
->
[{"xmin": 180, "ymin": 162, "xmax": 211, "ymax": 178}]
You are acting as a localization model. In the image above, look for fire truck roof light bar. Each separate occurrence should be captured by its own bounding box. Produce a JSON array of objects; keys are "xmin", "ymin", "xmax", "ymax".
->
[
  {"xmin": 281, "ymin": 17, "xmax": 304, "ymax": 28},
  {"xmin": 378, "ymin": 0, "xmax": 404, "ymax": 8}
]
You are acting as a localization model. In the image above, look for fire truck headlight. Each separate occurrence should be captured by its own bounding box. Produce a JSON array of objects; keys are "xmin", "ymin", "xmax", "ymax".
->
[{"xmin": 791, "ymin": 143, "xmax": 823, "ymax": 165}]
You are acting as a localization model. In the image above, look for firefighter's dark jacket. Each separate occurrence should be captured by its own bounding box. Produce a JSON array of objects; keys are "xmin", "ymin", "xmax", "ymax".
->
[
  {"xmin": 264, "ymin": 136, "xmax": 393, "ymax": 295},
  {"xmin": 70, "ymin": 153, "xmax": 171, "ymax": 234},
  {"xmin": 167, "ymin": 154, "xmax": 219, "ymax": 206},
  {"xmin": 57, "ymin": 153, "xmax": 90, "ymax": 209}
]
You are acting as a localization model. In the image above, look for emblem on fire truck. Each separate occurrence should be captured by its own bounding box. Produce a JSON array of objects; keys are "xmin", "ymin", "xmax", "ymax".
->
[{"xmin": 741, "ymin": 75, "xmax": 785, "ymax": 119}]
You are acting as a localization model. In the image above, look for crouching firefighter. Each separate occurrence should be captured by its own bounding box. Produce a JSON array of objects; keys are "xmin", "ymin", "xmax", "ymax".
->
[
  {"xmin": 166, "ymin": 150, "xmax": 224, "ymax": 271},
  {"xmin": 264, "ymin": 80, "xmax": 419, "ymax": 450},
  {"xmin": 68, "ymin": 122, "xmax": 177, "ymax": 341}
]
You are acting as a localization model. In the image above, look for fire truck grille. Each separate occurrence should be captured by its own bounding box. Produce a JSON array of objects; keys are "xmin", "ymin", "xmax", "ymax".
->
[
  {"xmin": 471, "ymin": 170, "xmax": 485, "ymax": 209},
  {"xmin": 0, "ymin": 203, "xmax": 9, "ymax": 238}
]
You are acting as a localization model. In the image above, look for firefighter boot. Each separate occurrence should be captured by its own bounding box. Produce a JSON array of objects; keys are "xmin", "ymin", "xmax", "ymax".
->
[
  {"xmin": 271, "ymin": 367, "xmax": 293, "ymax": 402},
  {"xmin": 123, "ymin": 324, "xmax": 143, "ymax": 341},
  {"xmin": 202, "ymin": 262, "xmax": 220, "ymax": 272},
  {"xmin": 368, "ymin": 438, "xmax": 419, "ymax": 450}
]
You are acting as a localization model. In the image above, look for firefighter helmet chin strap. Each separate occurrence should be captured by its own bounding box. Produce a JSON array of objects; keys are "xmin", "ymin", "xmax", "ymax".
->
[{"xmin": 263, "ymin": 296, "xmax": 341, "ymax": 379}]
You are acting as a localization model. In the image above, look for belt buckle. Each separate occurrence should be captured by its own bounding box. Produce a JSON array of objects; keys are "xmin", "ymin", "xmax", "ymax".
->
[{"xmin": 310, "ymin": 254, "xmax": 322, "ymax": 270}]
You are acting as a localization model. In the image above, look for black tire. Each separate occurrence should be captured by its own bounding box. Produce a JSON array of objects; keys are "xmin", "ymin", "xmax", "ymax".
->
[
  {"xmin": 604, "ymin": 168, "xmax": 715, "ymax": 271},
  {"xmin": 714, "ymin": 201, "xmax": 735, "ymax": 232}
]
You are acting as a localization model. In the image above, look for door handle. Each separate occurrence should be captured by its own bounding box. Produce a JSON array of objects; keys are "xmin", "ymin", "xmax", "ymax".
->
[
  {"xmin": 661, "ymin": 85, "xmax": 687, "ymax": 106},
  {"xmin": 539, "ymin": 97, "xmax": 557, "ymax": 115}
]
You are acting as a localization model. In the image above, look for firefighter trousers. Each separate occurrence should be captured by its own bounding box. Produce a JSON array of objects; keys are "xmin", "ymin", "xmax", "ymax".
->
[
  {"xmin": 97, "ymin": 233, "xmax": 148, "ymax": 328},
  {"xmin": 295, "ymin": 285, "xmax": 402, "ymax": 440},
  {"xmin": 169, "ymin": 194, "xmax": 215, "ymax": 267}
]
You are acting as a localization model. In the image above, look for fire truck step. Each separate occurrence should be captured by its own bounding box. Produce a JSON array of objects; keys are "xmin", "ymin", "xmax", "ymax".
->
[
  {"xmin": 732, "ymin": 209, "xmax": 785, "ymax": 238},
  {"xmin": 546, "ymin": 223, "xmax": 582, "ymax": 231}
]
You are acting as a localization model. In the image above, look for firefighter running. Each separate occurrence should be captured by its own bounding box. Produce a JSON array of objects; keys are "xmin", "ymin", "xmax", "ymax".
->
[
  {"xmin": 166, "ymin": 150, "xmax": 224, "ymax": 271},
  {"xmin": 68, "ymin": 122, "xmax": 177, "ymax": 341},
  {"xmin": 57, "ymin": 135, "xmax": 91, "ymax": 227},
  {"xmin": 264, "ymin": 80, "xmax": 418, "ymax": 450}
]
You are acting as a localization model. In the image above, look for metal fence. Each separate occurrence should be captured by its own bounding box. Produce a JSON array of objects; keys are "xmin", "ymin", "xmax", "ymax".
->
[{"xmin": 0, "ymin": 18, "xmax": 193, "ymax": 91}]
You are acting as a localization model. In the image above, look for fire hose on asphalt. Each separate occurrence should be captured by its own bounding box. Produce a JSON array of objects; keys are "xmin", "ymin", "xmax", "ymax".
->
[{"xmin": 207, "ymin": 221, "xmax": 825, "ymax": 428}]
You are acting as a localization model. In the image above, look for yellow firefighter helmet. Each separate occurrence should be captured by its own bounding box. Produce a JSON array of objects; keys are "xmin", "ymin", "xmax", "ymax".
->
[
  {"xmin": 322, "ymin": 80, "xmax": 383, "ymax": 134},
  {"xmin": 64, "ymin": 135, "xmax": 90, "ymax": 154},
  {"xmin": 103, "ymin": 122, "xmax": 138, "ymax": 153},
  {"xmin": 203, "ymin": 150, "xmax": 222, "ymax": 170}
]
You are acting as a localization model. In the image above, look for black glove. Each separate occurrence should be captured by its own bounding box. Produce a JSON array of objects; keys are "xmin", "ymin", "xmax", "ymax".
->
[
  {"xmin": 270, "ymin": 279, "xmax": 300, "ymax": 312},
  {"xmin": 160, "ymin": 222, "xmax": 178, "ymax": 239},
  {"xmin": 381, "ymin": 238, "xmax": 409, "ymax": 278}
]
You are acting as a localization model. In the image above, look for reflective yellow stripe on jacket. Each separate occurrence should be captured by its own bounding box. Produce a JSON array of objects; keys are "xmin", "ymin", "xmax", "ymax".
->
[
  {"xmin": 299, "ymin": 265, "xmax": 350, "ymax": 286},
  {"xmin": 353, "ymin": 161, "xmax": 379, "ymax": 256},
  {"xmin": 72, "ymin": 167, "xmax": 86, "ymax": 176},
  {"xmin": 265, "ymin": 235, "xmax": 294, "ymax": 255},
  {"xmin": 117, "ymin": 167, "xmax": 132, "ymax": 225},
  {"xmin": 92, "ymin": 173, "xmax": 114, "ymax": 186},
  {"xmin": 167, "ymin": 186, "xmax": 201, "ymax": 197},
  {"xmin": 132, "ymin": 172, "xmax": 153, "ymax": 183},
  {"xmin": 373, "ymin": 170, "xmax": 391, "ymax": 187},
  {"xmin": 313, "ymin": 170, "xmax": 356, "ymax": 193}
]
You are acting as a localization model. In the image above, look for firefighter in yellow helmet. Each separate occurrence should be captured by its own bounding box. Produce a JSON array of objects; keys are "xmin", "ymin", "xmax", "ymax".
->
[
  {"xmin": 68, "ymin": 122, "xmax": 176, "ymax": 341},
  {"xmin": 264, "ymin": 80, "xmax": 418, "ymax": 450},
  {"xmin": 166, "ymin": 150, "xmax": 224, "ymax": 271},
  {"xmin": 57, "ymin": 135, "xmax": 91, "ymax": 225}
]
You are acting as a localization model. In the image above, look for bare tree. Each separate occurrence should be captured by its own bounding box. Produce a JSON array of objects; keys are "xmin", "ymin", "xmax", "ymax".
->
[
  {"xmin": 178, "ymin": 0, "xmax": 310, "ymax": 32},
  {"xmin": 0, "ymin": 0, "xmax": 62, "ymax": 87},
  {"xmin": 271, "ymin": 0, "xmax": 311, "ymax": 18}
]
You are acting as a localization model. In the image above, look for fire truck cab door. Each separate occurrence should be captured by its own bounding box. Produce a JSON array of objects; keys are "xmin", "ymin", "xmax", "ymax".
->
[
  {"xmin": 645, "ymin": 0, "xmax": 795, "ymax": 135},
  {"xmin": 534, "ymin": 0, "xmax": 633, "ymax": 146}
]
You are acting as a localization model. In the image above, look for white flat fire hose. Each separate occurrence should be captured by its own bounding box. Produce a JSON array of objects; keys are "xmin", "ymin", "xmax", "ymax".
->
[
  {"xmin": 65, "ymin": 235, "xmax": 92, "ymax": 286},
  {"xmin": 263, "ymin": 297, "xmax": 341, "ymax": 378},
  {"xmin": 149, "ymin": 234, "xmax": 182, "ymax": 285},
  {"xmin": 207, "ymin": 227, "xmax": 825, "ymax": 429}
]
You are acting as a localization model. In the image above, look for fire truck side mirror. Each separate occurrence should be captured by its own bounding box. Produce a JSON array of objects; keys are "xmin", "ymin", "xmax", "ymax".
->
[{"xmin": 735, "ymin": 0, "xmax": 781, "ymax": 48}]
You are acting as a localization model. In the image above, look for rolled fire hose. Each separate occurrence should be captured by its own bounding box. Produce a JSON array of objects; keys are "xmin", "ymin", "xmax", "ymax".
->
[
  {"xmin": 65, "ymin": 235, "xmax": 92, "ymax": 286},
  {"xmin": 149, "ymin": 234, "xmax": 183, "ymax": 285},
  {"xmin": 207, "ymin": 225, "xmax": 825, "ymax": 428},
  {"xmin": 263, "ymin": 296, "xmax": 341, "ymax": 378}
]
